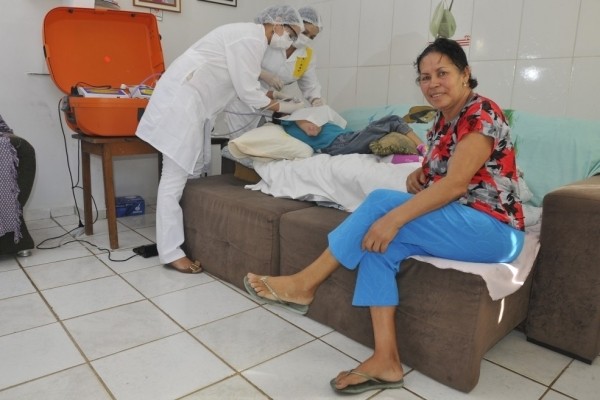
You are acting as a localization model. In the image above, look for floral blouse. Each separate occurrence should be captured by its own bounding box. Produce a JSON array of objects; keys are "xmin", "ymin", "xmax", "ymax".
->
[{"xmin": 422, "ymin": 94, "xmax": 525, "ymax": 231}]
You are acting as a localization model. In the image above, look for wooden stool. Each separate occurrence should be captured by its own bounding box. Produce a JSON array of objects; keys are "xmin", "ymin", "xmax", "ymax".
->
[{"xmin": 72, "ymin": 134, "xmax": 159, "ymax": 249}]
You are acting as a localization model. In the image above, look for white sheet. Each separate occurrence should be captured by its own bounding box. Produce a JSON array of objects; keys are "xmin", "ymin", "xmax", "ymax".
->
[
  {"xmin": 246, "ymin": 153, "xmax": 541, "ymax": 300},
  {"xmin": 248, "ymin": 153, "xmax": 418, "ymax": 212}
]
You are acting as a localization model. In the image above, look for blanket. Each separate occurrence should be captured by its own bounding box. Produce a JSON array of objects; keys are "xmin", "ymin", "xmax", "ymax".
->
[
  {"xmin": 246, "ymin": 153, "xmax": 541, "ymax": 300},
  {"xmin": 0, "ymin": 134, "xmax": 22, "ymax": 242},
  {"xmin": 248, "ymin": 153, "xmax": 417, "ymax": 211}
]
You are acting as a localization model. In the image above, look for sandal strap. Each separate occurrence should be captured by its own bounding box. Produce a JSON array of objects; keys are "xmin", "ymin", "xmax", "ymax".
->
[
  {"xmin": 189, "ymin": 260, "xmax": 202, "ymax": 273},
  {"xmin": 260, "ymin": 276, "xmax": 284, "ymax": 304},
  {"xmin": 346, "ymin": 370, "xmax": 382, "ymax": 383}
]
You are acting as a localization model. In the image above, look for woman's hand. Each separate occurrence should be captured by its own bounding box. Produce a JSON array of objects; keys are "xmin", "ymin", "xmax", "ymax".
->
[
  {"xmin": 406, "ymin": 167, "xmax": 426, "ymax": 194},
  {"xmin": 362, "ymin": 213, "xmax": 401, "ymax": 253}
]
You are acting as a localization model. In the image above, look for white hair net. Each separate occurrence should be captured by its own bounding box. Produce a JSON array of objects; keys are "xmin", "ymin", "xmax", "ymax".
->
[
  {"xmin": 255, "ymin": 5, "xmax": 304, "ymax": 31},
  {"xmin": 298, "ymin": 6, "xmax": 323, "ymax": 30}
]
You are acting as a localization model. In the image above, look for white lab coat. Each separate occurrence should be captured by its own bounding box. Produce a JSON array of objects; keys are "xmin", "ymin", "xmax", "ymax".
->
[
  {"xmin": 224, "ymin": 45, "xmax": 322, "ymax": 136},
  {"xmin": 136, "ymin": 23, "xmax": 271, "ymax": 174}
]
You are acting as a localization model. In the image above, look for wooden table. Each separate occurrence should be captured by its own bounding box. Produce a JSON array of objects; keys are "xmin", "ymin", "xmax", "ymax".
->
[{"xmin": 72, "ymin": 134, "xmax": 159, "ymax": 249}]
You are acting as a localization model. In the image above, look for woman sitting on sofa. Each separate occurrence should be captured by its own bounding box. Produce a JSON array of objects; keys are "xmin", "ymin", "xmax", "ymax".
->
[{"xmin": 244, "ymin": 38, "xmax": 525, "ymax": 395}]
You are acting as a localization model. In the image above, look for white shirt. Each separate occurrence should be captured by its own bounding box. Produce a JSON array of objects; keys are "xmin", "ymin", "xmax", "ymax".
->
[
  {"xmin": 261, "ymin": 46, "xmax": 322, "ymax": 102},
  {"xmin": 136, "ymin": 23, "xmax": 271, "ymax": 173}
]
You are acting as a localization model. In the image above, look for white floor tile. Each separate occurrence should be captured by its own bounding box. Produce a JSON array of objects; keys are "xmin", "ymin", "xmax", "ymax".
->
[
  {"xmin": 0, "ymin": 255, "xmax": 19, "ymax": 273},
  {"xmin": 117, "ymin": 213, "xmax": 156, "ymax": 230},
  {"xmin": 0, "ymin": 269, "xmax": 36, "ymax": 300},
  {"xmin": 191, "ymin": 307, "xmax": 313, "ymax": 370},
  {"xmin": 370, "ymin": 387, "xmax": 423, "ymax": 400},
  {"xmin": 0, "ymin": 323, "xmax": 84, "ymax": 390},
  {"xmin": 64, "ymin": 300, "xmax": 182, "ymax": 360},
  {"xmin": 0, "ymin": 365, "xmax": 111, "ymax": 400},
  {"xmin": 181, "ymin": 375, "xmax": 268, "ymax": 399},
  {"xmin": 52, "ymin": 214, "xmax": 84, "ymax": 227},
  {"xmin": 152, "ymin": 281, "xmax": 257, "ymax": 329},
  {"xmin": 264, "ymin": 303, "xmax": 334, "ymax": 338},
  {"xmin": 133, "ymin": 226, "xmax": 156, "ymax": 242},
  {"xmin": 0, "ymin": 293, "xmax": 56, "ymax": 336},
  {"xmin": 96, "ymin": 250, "xmax": 161, "ymax": 274},
  {"xmin": 244, "ymin": 340, "xmax": 380, "ymax": 400},
  {"xmin": 25, "ymin": 255, "xmax": 114, "ymax": 290},
  {"xmin": 29, "ymin": 226, "xmax": 72, "ymax": 244},
  {"xmin": 485, "ymin": 330, "xmax": 572, "ymax": 385},
  {"xmin": 42, "ymin": 275, "xmax": 143, "ymax": 319},
  {"xmin": 122, "ymin": 264, "xmax": 213, "ymax": 298},
  {"xmin": 25, "ymin": 218, "xmax": 58, "ymax": 231},
  {"xmin": 79, "ymin": 229, "xmax": 153, "ymax": 254},
  {"xmin": 92, "ymin": 333, "xmax": 233, "ymax": 400},
  {"xmin": 321, "ymin": 331, "xmax": 374, "ymax": 363},
  {"xmin": 17, "ymin": 243, "xmax": 92, "ymax": 268},
  {"xmin": 552, "ymin": 358, "xmax": 600, "ymax": 400},
  {"xmin": 406, "ymin": 359, "xmax": 547, "ymax": 400},
  {"xmin": 541, "ymin": 390, "xmax": 575, "ymax": 400}
]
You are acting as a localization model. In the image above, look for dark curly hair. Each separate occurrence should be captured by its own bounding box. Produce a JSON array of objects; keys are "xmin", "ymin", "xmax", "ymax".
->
[{"xmin": 414, "ymin": 38, "xmax": 478, "ymax": 89}]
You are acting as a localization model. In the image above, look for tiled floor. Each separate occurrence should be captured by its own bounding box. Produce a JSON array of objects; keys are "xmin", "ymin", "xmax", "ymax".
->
[{"xmin": 1, "ymin": 211, "xmax": 598, "ymax": 400}]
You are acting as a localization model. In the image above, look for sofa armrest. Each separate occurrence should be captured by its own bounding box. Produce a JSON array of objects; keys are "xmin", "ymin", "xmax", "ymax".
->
[{"xmin": 526, "ymin": 174, "xmax": 600, "ymax": 362}]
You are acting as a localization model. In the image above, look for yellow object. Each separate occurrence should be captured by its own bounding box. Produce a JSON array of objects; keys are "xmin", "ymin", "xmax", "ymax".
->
[{"xmin": 292, "ymin": 47, "xmax": 313, "ymax": 79}]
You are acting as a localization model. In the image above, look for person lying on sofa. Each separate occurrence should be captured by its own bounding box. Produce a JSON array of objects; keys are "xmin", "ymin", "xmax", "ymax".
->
[
  {"xmin": 275, "ymin": 105, "xmax": 424, "ymax": 155},
  {"xmin": 244, "ymin": 38, "xmax": 525, "ymax": 395}
]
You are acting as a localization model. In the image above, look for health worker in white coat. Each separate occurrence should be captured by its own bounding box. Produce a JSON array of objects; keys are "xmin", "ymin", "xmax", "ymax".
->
[
  {"xmin": 224, "ymin": 6, "xmax": 324, "ymax": 137},
  {"xmin": 136, "ymin": 5, "xmax": 305, "ymax": 274}
]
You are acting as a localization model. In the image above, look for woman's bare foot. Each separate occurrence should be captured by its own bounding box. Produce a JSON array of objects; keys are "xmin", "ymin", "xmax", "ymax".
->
[
  {"xmin": 246, "ymin": 273, "xmax": 314, "ymax": 306},
  {"xmin": 167, "ymin": 256, "xmax": 202, "ymax": 274},
  {"xmin": 332, "ymin": 354, "xmax": 404, "ymax": 390}
]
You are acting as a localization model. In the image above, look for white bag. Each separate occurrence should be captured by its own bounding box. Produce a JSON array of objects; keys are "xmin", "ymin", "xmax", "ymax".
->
[{"xmin": 430, "ymin": 0, "xmax": 456, "ymax": 38}]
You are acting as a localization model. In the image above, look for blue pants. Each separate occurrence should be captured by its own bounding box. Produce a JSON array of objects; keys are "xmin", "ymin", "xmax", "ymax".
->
[{"xmin": 328, "ymin": 189, "xmax": 525, "ymax": 306}]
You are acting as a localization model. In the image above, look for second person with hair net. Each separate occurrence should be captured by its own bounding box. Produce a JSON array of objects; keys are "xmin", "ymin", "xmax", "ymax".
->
[
  {"xmin": 135, "ymin": 5, "xmax": 305, "ymax": 274},
  {"xmin": 224, "ymin": 5, "xmax": 325, "ymax": 137}
]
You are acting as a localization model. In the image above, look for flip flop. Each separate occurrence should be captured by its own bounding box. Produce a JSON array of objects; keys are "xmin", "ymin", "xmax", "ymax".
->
[
  {"xmin": 166, "ymin": 260, "xmax": 202, "ymax": 274},
  {"xmin": 243, "ymin": 275, "xmax": 309, "ymax": 315},
  {"xmin": 330, "ymin": 370, "xmax": 404, "ymax": 395}
]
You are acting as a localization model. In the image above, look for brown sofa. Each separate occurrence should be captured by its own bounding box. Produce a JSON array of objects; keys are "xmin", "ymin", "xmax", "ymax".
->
[
  {"xmin": 181, "ymin": 172, "xmax": 534, "ymax": 392},
  {"xmin": 180, "ymin": 103, "xmax": 600, "ymax": 391},
  {"xmin": 526, "ymin": 175, "xmax": 600, "ymax": 363}
]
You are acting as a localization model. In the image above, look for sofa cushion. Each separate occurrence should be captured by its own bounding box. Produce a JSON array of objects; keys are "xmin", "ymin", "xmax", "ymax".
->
[{"xmin": 181, "ymin": 174, "xmax": 315, "ymax": 287}]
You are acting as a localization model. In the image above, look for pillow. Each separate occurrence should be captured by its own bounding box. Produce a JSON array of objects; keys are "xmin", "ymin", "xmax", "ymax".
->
[
  {"xmin": 369, "ymin": 132, "xmax": 418, "ymax": 156},
  {"xmin": 228, "ymin": 123, "xmax": 314, "ymax": 162}
]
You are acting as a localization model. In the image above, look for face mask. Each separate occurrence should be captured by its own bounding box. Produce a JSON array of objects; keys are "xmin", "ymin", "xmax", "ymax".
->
[
  {"xmin": 270, "ymin": 29, "xmax": 294, "ymax": 49},
  {"xmin": 294, "ymin": 34, "xmax": 313, "ymax": 49}
]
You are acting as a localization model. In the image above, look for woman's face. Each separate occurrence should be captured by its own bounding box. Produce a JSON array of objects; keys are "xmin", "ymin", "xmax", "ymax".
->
[
  {"xmin": 417, "ymin": 52, "xmax": 471, "ymax": 118},
  {"xmin": 302, "ymin": 23, "xmax": 320, "ymax": 39}
]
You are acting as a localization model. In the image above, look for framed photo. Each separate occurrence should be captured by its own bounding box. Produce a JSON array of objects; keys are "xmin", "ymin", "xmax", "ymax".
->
[
  {"xmin": 198, "ymin": 0, "xmax": 237, "ymax": 7},
  {"xmin": 133, "ymin": 0, "xmax": 181, "ymax": 13}
]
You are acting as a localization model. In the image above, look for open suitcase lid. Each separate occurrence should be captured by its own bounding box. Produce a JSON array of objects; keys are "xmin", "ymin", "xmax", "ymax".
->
[{"xmin": 43, "ymin": 7, "xmax": 165, "ymax": 95}]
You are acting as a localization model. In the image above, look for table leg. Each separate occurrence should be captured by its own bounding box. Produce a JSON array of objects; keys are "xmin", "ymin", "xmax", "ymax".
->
[
  {"xmin": 81, "ymin": 148, "xmax": 93, "ymax": 236},
  {"xmin": 101, "ymin": 145, "xmax": 119, "ymax": 249}
]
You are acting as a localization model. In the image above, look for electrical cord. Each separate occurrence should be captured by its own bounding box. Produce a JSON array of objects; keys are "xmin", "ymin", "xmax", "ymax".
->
[
  {"xmin": 217, "ymin": 109, "xmax": 275, "ymax": 137},
  {"xmin": 35, "ymin": 97, "xmax": 138, "ymax": 262}
]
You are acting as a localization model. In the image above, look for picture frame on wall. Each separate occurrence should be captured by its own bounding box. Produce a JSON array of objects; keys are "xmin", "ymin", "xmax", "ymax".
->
[
  {"xmin": 133, "ymin": 0, "xmax": 181, "ymax": 13},
  {"xmin": 199, "ymin": 0, "xmax": 237, "ymax": 7}
]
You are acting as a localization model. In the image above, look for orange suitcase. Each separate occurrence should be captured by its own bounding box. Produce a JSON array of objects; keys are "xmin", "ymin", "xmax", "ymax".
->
[{"xmin": 43, "ymin": 7, "xmax": 165, "ymax": 136}]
